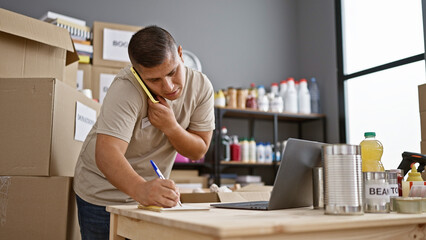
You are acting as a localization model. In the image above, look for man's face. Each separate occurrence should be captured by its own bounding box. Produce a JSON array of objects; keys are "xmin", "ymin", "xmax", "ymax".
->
[{"xmin": 134, "ymin": 46, "xmax": 185, "ymax": 101}]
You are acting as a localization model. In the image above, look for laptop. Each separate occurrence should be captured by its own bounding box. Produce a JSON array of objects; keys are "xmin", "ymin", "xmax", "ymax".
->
[{"xmin": 211, "ymin": 138, "xmax": 324, "ymax": 210}]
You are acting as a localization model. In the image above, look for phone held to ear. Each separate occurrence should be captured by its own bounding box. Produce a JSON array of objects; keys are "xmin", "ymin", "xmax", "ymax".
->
[{"xmin": 130, "ymin": 67, "xmax": 159, "ymax": 103}]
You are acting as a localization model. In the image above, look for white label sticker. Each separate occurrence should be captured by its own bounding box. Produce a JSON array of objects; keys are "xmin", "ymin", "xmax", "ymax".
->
[
  {"xmin": 75, "ymin": 101, "xmax": 97, "ymax": 142},
  {"xmin": 103, "ymin": 28, "xmax": 135, "ymax": 62},
  {"xmin": 388, "ymin": 183, "xmax": 399, "ymax": 197},
  {"xmin": 76, "ymin": 70, "xmax": 84, "ymax": 90},
  {"xmin": 99, "ymin": 73, "xmax": 115, "ymax": 104},
  {"xmin": 141, "ymin": 117, "xmax": 151, "ymax": 129},
  {"xmin": 365, "ymin": 183, "xmax": 390, "ymax": 201}
]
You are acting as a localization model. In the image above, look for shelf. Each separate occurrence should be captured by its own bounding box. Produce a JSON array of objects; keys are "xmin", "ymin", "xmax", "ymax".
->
[
  {"xmin": 216, "ymin": 106, "xmax": 325, "ymax": 122},
  {"xmin": 173, "ymin": 162, "xmax": 213, "ymax": 169},
  {"xmin": 220, "ymin": 161, "xmax": 275, "ymax": 166}
]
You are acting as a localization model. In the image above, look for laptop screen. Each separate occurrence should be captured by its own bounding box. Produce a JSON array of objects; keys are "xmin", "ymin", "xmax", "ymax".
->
[{"xmin": 267, "ymin": 138, "xmax": 323, "ymax": 210}]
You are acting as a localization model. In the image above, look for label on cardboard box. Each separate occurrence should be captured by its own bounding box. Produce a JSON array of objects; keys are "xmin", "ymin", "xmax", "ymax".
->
[
  {"xmin": 76, "ymin": 70, "xmax": 84, "ymax": 90},
  {"xmin": 99, "ymin": 73, "xmax": 115, "ymax": 104},
  {"xmin": 103, "ymin": 28, "xmax": 135, "ymax": 62},
  {"xmin": 75, "ymin": 101, "xmax": 97, "ymax": 142}
]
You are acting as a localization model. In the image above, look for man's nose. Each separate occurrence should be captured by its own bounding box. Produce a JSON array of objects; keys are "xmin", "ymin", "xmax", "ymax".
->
[{"xmin": 163, "ymin": 77, "xmax": 174, "ymax": 91}]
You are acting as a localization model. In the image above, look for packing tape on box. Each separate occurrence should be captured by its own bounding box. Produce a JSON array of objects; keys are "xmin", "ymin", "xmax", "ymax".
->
[{"xmin": 0, "ymin": 176, "xmax": 11, "ymax": 226}]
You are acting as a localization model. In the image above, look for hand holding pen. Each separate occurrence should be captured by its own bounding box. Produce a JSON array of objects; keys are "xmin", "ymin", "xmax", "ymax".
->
[{"xmin": 150, "ymin": 160, "xmax": 182, "ymax": 207}]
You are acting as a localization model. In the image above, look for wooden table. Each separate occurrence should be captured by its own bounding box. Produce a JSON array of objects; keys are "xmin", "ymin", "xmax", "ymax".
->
[{"xmin": 107, "ymin": 203, "xmax": 426, "ymax": 240}]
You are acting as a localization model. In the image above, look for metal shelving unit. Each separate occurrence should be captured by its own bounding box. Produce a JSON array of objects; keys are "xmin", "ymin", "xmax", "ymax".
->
[{"xmin": 213, "ymin": 107, "xmax": 326, "ymax": 185}]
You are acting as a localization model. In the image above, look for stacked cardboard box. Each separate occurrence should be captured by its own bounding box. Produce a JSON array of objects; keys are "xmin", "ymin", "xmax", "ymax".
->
[
  {"xmin": 0, "ymin": 8, "xmax": 101, "ymax": 240},
  {"xmin": 419, "ymin": 84, "xmax": 426, "ymax": 154},
  {"xmin": 91, "ymin": 21, "xmax": 142, "ymax": 103}
]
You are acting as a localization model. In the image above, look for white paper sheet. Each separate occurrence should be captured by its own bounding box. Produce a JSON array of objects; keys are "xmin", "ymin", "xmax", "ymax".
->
[
  {"xmin": 103, "ymin": 28, "xmax": 135, "ymax": 62},
  {"xmin": 74, "ymin": 101, "xmax": 96, "ymax": 142},
  {"xmin": 99, "ymin": 73, "xmax": 115, "ymax": 104}
]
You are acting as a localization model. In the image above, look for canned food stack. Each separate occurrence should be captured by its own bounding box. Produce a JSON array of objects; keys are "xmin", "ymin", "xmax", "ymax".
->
[{"xmin": 323, "ymin": 144, "xmax": 364, "ymax": 215}]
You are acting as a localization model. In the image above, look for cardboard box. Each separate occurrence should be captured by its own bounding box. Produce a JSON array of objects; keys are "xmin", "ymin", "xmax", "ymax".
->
[
  {"xmin": 419, "ymin": 84, "xmax": 426, "ymax": 112},
  {"xmin": 64, "ymin": 61, "xmax": 79, "ymax": 89},
  {"xmin": 421, "ymin": 111, "xmax": 426, "ymax": 141},
  {"xmin": 0, "ymin": 78, "xmax": 101, "ymax": 176},
  {"xmin": 0, "ymin": 176, "xmax": 80, "ymax": 240},
  {"xmin": 92, "ymin": 21, "xmax": 142, "ymax": 68},
  {"xmin": 77, "ymin": 63, "xmax": 92, "ymax": 90},
  {"xmin": 0, "ymin": 8, "xmax": 79, "ymax": 82},
  {"xmin": 421, "ymin": 141, "xmax": 426, "ymax": 154},
  {"xmin": 91, "ymin": 65, "xmax": 121, "ymax": 103}
]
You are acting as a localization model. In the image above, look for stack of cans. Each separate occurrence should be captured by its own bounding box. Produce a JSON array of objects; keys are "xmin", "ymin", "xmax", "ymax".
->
[{"xmin": 323, "ymin": 144, "xmax": 364, "ymax": 215}]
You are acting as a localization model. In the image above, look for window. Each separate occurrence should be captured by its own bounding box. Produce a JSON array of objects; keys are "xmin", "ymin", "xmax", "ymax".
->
[{"xmin": 338, "ymin": 0, "xmax": 425, "ymax": 169}]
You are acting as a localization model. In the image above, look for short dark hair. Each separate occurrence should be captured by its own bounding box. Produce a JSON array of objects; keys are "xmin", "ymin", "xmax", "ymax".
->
[{"xmin": 128, "ymin": 25, "xmax": 177, "ymax": 68}]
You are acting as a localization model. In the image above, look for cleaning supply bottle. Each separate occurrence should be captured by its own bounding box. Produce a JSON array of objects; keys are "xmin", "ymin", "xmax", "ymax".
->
[
  {"xmin": 309, "ymin": 77, "xmax": 321, "ymax": 113},
  {"xmin": 264, "ymin": 142, "xmax": 273, "ymax": 163},
  {"xmin": 220, "ymin": 127, "xmax": 231, "ymax": 161},
  {"xmin": 230, "ymin": 135, "xmax": 241, "ymax": 161},
  {"xmin": 284, "ymin": 77, "xmax": 298, "ymax": 113},
  {"xmin": 406, "ymin": 163, "xmax": 424, "ymax": 181},
  {"xmin": 360, "ymin": 132, "xmax": 384, "ymax": 172},
  {"xmin": 240, "ymin": 138, "xmax": 249, "ymax": 162},
  {"xmin": 248, "ymin": 137, "xmax": 257, "ymax": 163},
  {"xmin": 298, "ymin": 78, "xmax": 311, "ymax": 114},
  {"xmin": 214, "ymin": 89, "xmax": 226, "ymax": 107},
  {"xmin": 256, "ymin": 142, "xmax": 265, "ymax": 163}
]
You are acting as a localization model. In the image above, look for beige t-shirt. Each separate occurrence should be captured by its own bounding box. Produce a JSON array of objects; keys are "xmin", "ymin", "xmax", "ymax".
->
[{"xmin": 74, "ymin": 65, "xmax": 215, "ymax": 206}]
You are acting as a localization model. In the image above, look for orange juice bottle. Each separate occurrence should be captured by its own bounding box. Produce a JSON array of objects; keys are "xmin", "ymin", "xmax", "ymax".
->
[{"xmin": 360, "ymin": 132, "xmax": 384, "ymax": 172}]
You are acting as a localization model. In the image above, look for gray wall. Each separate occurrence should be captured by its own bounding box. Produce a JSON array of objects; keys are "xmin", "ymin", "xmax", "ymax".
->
[{"xmin": 1, "ymin": 0, "xmax": 339, "ymax": 143}]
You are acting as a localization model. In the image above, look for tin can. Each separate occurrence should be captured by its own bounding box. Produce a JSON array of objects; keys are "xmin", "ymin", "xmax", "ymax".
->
[
  {"xmin": 386, "ymin": 170, "xmax": 399, "ymax": 211},
  {"xmin": 323, "ymin": 144, "xmax": 364, "ymax": 215},
  {"xmin": 363, "ymin": 172, "xmax": 390, "ymax": 213},
  {"xmin": 312, "ymin": 167, "xmax": 324, "ymax": 209}
]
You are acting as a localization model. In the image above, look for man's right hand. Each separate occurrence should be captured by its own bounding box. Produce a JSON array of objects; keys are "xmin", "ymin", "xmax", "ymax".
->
[{"xmin": 135, "ymin": 178, "xmax": 180, "ymax": 208}]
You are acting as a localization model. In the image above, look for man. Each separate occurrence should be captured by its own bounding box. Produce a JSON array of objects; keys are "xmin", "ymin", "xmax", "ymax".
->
[{"xmin": 74, "ymin": 26, "xmax": 215, "ymax": 239}]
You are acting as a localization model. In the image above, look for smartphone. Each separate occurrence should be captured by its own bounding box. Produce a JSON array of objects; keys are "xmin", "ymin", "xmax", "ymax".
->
[{"xmin": 130, "ymin": 67, "xmax": 159, "ymax": 103}]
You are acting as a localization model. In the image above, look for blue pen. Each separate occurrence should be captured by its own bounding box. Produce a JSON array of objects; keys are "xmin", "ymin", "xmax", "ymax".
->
[{"xmin": 150, "ymin": 160, "xmax": 182, "ymax": 207}]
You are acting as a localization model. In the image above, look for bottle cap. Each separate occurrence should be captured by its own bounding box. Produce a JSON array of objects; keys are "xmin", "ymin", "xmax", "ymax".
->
[{"xmin": 364, "ymin": 132, "xmax": 376, "ymax": 138}]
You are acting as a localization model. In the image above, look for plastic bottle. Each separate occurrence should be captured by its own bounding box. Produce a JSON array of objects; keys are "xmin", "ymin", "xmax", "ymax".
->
[
  {"xmin": 406, "ymin": 163, "xmax": 424, "ymax": 181},
  {"xmin": 258, "ymin": 94, "xmax": 269, "ymax": 111},
  {"xmin": 249, "ymin": 83, "xmax": 257, "ymax": 97},
  {"xmin": 256, "ymin": 142, "xmax": 265, "ymax": 163},
  {"xmin": 230, "ymin": 135, "xmax": 241, "ymax": 161},
  {"xmin": 248, "ymin": 137, "xmax": 257, "ymax": 163},
  {"xmin": 257, "ymin": 85, "xmax": 266, "ymax": 99},
  {"xmin": 271, "ymin": 83, "xmax": 279, "ymax": 97},
  {"xmin": 284, "ymin": 78, "xmax": 298, "ymax": 113},
  {"xmin": 271, "ymin": 95, "xmax": 284, "ymax": 112},
  {"xmin": 360, "ymin": 132, "xmax": 384, "ymax": 172},
  {"xmin": 279, "ymin": 80, "xmax": 287, "ymax": 106},
  {"xmin": 275, "ymin": 141, "xmax": 281, "ymax": 161},
  {"xmin": 309, "ymin": 77, "xmax": 321, "ymax": 113},
  {"xmin": 264, "ymin": 142, "xmax": 273, "ymax": 163},
  {"xmin": 298, "ymin": 78, "xmax": 311, "ymax": 114},
  {"xmin": 220, "ymin": 127, "xmax": 231, "ymax": 161},
  {"xmin": 240, "ymin": 138, "xmax": 249, "ymax": 162},
  {"xmin": 214, "ymin": 89, "xmax": 226, "ymax": 107}
]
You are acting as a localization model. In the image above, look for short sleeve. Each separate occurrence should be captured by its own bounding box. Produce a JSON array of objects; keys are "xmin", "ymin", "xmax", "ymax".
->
[
  {"xmin": 188, "ymin": 75, "xmax": 215, "ymax": 131},
  {"xmin": 96, "ymin": 78, "xmax": 143, "ymax": 142}
]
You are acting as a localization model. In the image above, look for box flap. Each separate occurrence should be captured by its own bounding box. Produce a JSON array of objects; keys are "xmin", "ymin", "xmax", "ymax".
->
[
  {"xmin": 0, "ymin": 8, "xmax": 77, "ymax": 61},
  {"xmin": 66, "ymin": 37, "xmax": 79, "ymax": 65}
]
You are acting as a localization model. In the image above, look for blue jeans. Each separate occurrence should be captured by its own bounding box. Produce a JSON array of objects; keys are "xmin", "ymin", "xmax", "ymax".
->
[{"xmin": 76, "ymin": 194, "xmax": 110, "ymax": 240}]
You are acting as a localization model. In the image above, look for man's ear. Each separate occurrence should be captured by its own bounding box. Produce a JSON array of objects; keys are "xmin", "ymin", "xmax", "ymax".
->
[{"xmin": 178, "ymin": 45, "xmax": 183, "ymax": 62}]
